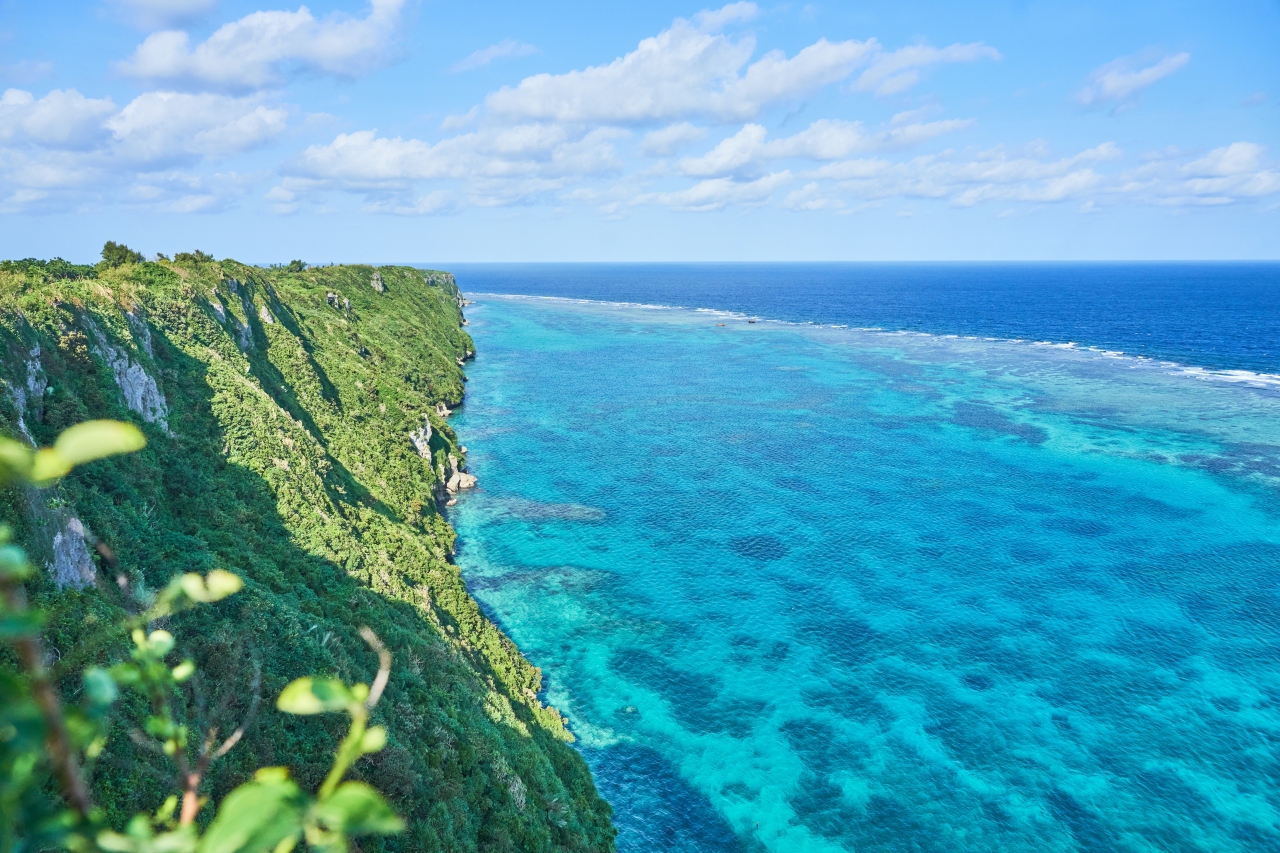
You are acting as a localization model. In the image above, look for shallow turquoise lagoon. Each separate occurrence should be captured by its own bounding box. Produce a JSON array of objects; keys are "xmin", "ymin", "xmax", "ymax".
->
[{"xmin": 450, "ymin": 295, "xmax": 1280, "ymax": 853}]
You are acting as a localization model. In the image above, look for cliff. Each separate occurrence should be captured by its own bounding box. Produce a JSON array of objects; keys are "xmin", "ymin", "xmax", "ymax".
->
[{"xmin": 0, "ymin": 256, "xmax": 615, "ymax": 852}]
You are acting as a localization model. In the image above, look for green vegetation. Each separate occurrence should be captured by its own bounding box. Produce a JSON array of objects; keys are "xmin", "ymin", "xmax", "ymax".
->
[
  {"xmin": 0, "ymin": 252, "xmax": 614, "ymax": 852},
  {"xmin": 99, "ymin": 244, "xmax": 145, "ymax": 269},
  {"xmin": 1, "ymin": 421, "xmax": 405, "ymax": 852}
]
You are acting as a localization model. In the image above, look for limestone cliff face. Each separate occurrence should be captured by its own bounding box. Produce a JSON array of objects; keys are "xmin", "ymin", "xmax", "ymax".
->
[{"xmin": 0, "ymin": 258, "xmax": 616, "ymax": 853}]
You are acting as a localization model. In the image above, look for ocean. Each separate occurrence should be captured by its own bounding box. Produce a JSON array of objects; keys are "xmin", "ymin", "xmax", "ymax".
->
[{"xmin": 442, "ymin": 264, "xmax": 1280, "ymax": 853}]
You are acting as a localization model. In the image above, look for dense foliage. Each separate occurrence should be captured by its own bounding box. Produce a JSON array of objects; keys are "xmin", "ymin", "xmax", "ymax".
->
[{"xmin": 0, "ymin": 255, "xmax": 615, "ymax": 852}]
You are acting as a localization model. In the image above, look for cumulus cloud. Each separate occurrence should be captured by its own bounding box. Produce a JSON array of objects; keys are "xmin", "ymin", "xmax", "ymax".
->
[
  {"xmin": 693, "ymin": 1, "xmax": 758, "ymax": 32},
  {"xmin": 797, "ymin": 142, "xmax": 1123, "ymax": 207},
  {"xmin": 1119, "ymin": 142, "xmax": 1280, "ymax": 205},
  {"xmin": 484, "ymin": 12, "xmax": 874, "ymax": 124},
  {"xmin": 450, "ymin": 39, "xmax": 539, "ymax": 73},
  {"xmin": 641, "ymin": 122, "xmax": 709, "ymax": 156},
  {"xmin": 1076, "ymin": 52, "xmax": 1189, "ymax": 109},
  {"xmin": 0, "ymin": 87, "xmax": 289, "ymax": 210},
  {"xmin": 0, "ymin": 89, "xmax": 116, "ymax": 149},
  {"xmin": 107, "ymin": 92, "xmax": 289, "ymax": 162},
  {"xmin": 855, "ymin": 42, "xmax": 1001, "ymax": 96},
  {"xmin": 116, "ymin": 0, "xmax": 403, "ymax": 91},
  {"xmin": 281, "ymin": 124, "xmax": 628, "ymax": 212},
  {"xmin": 634, "ymin": 170, "xmax": 792, "ymax": 211},
  {"xmin": 677, "ymin": 117, "xmax": 973, "ymax": 176}
]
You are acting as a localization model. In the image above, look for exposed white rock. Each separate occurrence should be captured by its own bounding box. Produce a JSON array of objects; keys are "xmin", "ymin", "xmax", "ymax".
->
[
  {"xmin": 11, "ymin": 344, "xmax": 46, "ymax": 441},
  {"xmin": 435, "ymin": 401, "xmax": 452, "ymax": 418},
  {"xmin": 410, "ymin": 416, "xmax": 432, "ymax": 457},
  {"xmin": 89, "ymin": 328, "xmax": 169, "ymax": 429},
  {"xmin": 370, "ymin": 271, "xmax": 385, "ymax": 293},
  {"xmin": 258, "ymin": 305, "xmax": 275, "ymax": 325},
  {"xmin": 449, "ymin": 471, "xmax": 477, "ymax": 491},
  {"xmin": 49, "ymin": 517, "xmax": 95, "ymax": 589},
  {"xmin": 233, "ymin": 318, "xmax": 253, "ymax": 350},
  {"xmin": 209, "ymin": 292, "xmax": 227, "ymax": 322},
  {"xmin": 444, "ymin": 453, "xmax": 477, "ymax": 492}
]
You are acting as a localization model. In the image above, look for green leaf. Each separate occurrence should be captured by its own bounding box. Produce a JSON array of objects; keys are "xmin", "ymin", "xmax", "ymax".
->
[
  {"xmin": 83, "ymin": 667, "xmax": 119, "ymax": 706},
  {"xmin": 147, "ymin": 630, "xmax": 175, "ymax": 656},
  {"xmin": 197, "ymin": 780, "xmax": 305, "ymax": 853},
  {"xmin": 175, "ymin": 571, "xmax": 243, "ymax": 605},
  {"xmin": 0, "ymin": 610, "xmax": 45, "ymax": 640},
  {"xmin": 54, "ymin": 420, "xmax": 145, "ymax": 467},
  {"xmin": 359, "ymin": 725, "xmax": 387, "ymax": 754},
  {"xmin": 29, "ymin": 420, "xmax": 145, "ymax": 483},
  {"xmin": 0, "ymin": 544, "xmax": 31, "ymax": 580},
  {"xmin": 276, "ymin": 678, "xmax": 354, "ymax": 715},
  {"xmin": 204, "ymin": 569, "xmax": 243, "ymax": 600},
  {"xmin": 314, "ymin": 782, "xmax": 403, "ymax": 836},
  {"xmin": 0, "ymin": 439, "xmax": 33, "ymax": 485}
]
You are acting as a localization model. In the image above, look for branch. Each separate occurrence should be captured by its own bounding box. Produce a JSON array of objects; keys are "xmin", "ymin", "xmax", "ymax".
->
[
  {"xmin": 2, "ymin": 579, "xmax": 93, "ymax": 818},
  {"xmin": 359, "ymin": 627, "xmax": 391, "ymax": 709}
]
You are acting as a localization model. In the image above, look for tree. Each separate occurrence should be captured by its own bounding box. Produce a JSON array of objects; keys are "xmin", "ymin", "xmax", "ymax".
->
[
  {"xmin": 174, "ymin": 251, "xmax": 214, "ymax": 264},
  {"xmin": 287, "ymin": 260, "xmax": 307, "ymax": 273},
  {"xmin": 101, "ymin": 242, "xmax": 144, "ymax": 267}
]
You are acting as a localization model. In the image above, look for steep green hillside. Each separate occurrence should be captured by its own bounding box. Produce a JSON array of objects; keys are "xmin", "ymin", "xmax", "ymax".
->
[{"xmin": 0, "ymin": 256, "xmax": 615, "ymax": 852}]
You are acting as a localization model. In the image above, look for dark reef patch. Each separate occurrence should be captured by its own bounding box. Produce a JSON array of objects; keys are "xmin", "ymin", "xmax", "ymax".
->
[{"xmin": 728, "ymin": 534, "xmax": 789, "ymax": 561}]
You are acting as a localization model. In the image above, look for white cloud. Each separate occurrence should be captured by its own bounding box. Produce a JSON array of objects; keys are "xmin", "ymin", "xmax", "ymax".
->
[
  {"xmin": 111, "ymin": 0, "xmax": 218, "ymax": 29},
  {"xmin": 855, "ymin": 42, "xmax": 1001, "ymax": 96},
  {"xmin": 116, "ymin": 0, "xmax": 404, "ymax": 91},
  {"xmin": 780, "ymin": 140, "xmax": 1278, "ymax": 210},
  {"xmin": 107, "ymin": 92, "xmax": 289, "ymax": 162},
  {"xmin": 285, "ymin": 124, "xmax": 627, "ymax": 211},
  {"xmin": 1184, "ymin": 142, "xmax": 1263, "ymax": 177},
  {"xmin": 801, "ymin": 142, "xmax": 1123, "ymax": 206},
  {"xmin": 0, "ymin": 87, "xmax": 289, "ymax": 210},
  {"xmin": 783, "ymin": 181, "xmax": 846, "ymax": 211},
  {"xmin": 693, "ymin": 2, "xmax": 758, "ymax": 32},
  {"xmin": 484, "ymin": 16, "xmax": 873, "ymax": 124},
  {"xmin": 641, "ymin": 122, "xmax": 708, "ymax": 156},
  {"xmin": 634, "ymin": 170, "xmax": 792, "ymax": 211},
  {"xmin": 450, "ymin": 39, "xmax": 539, "ymax": 74},
  {"xmin": 1076, "ymin": 52, "xmax": 1189, "ymax": 108},
  {"xmin": 677, "ymin": 117, "xmax": 973, "ymax": 176},
  {"xmin": 0, "ymin": 88, "xmax": 116, "ymax": 149},
  {"xmin": 1119, "ymin": 142, "xmax": 1280, "ymax": 205}
]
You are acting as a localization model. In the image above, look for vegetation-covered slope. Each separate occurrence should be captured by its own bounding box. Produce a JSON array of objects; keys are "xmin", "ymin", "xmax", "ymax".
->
[{"xmin": 0, "ymin": 255, "xmax": 614, "ymax": 852}]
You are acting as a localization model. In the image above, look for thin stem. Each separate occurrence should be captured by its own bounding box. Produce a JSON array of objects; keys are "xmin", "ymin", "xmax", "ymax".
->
[{"xmin": 2, "ymin": 579, "xmax": 93, "ymax": 818}]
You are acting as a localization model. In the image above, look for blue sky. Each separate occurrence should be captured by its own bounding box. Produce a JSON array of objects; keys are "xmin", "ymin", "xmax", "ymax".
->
[{"xmin": 0, "ymin": 0, "xmax": 1276, "ymax": 261}]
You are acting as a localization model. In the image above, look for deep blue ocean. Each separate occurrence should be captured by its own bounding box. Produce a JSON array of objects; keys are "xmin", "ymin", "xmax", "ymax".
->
[{"xmin": 441, "ymin": 264, "xmax": 1280, "ymax": 852}]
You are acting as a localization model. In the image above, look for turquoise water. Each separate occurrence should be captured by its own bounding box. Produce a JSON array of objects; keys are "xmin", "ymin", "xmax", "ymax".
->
[{"xmin": 450, "ymin": 295, "xmax": 1280, "ymax": 852}]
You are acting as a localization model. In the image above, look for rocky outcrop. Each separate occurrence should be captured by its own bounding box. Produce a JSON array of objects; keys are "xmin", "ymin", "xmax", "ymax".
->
[
  {"xmin": 370, "ymin": 271, "xmax": 385, "ymax": 293},
  {"xmin": 49, "ymin": 517, "xmax": 95, "ymax": 589},
  {"xmin": 410, "ymin": 416, "xmax": 432, "ymax": 457},
  {"xmin": 435, "ymin": 401, "xmax": 452, "ymax": 418},
  {"xmin": 10, "ymin": 343, "xmax": 46, "ymax": 441},
  {"xmin": 209, "ymin": 291, "xmax": 227, "ymax": 322},
  {"xmin": 88, "ymin": 324, "xmax": 169, "ymax": 430},
  {"xmin": 258, "ymin": 305, "xmax": 275, "ymax": 325},
  {"xmin": 445, "ymin": 453, "xmax": 476, "ymax": 493}
]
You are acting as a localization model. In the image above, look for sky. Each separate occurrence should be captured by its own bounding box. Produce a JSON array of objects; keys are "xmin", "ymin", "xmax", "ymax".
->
[{"xmin": 0, "ymin": 0, "xmax": 1277, "ymax": 262}]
